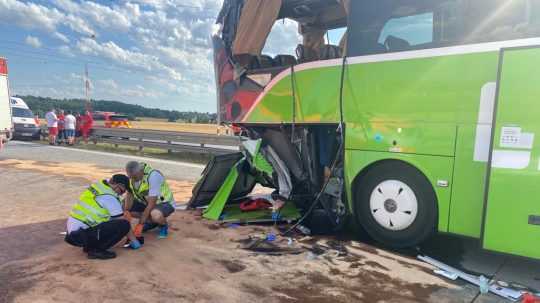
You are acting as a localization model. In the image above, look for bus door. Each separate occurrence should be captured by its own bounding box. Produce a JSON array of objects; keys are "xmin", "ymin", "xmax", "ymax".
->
[{"xmin": 482, "ymin": 46, "xmax": 540, "ymax": 259}]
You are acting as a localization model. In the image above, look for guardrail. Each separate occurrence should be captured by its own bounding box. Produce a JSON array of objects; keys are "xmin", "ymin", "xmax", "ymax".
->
[
  {"xmin": 91, "ymin": 127, "xmax": 241, "ymax": 154},
  {"xmin": 41, "ymin": 126, "xmax": 241, "ymax": 154}
]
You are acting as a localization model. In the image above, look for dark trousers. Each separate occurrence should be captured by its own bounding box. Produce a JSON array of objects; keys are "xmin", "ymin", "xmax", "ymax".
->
[{"xmin": 65, "ymin": 219, "xmax": 130, "ymax": 252}]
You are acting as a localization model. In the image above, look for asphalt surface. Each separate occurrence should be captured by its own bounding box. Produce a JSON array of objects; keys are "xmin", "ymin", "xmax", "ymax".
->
[
  {"xmin": 2, "ymin": 140, "xmax": 540, "ymax": 302},
  {"xmin": 0, "ymin": 140, "xmax": 204, "ymax": 181}
]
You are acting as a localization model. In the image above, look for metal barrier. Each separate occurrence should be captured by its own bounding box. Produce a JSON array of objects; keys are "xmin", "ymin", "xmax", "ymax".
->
[{"xmin": 91, "ymin": 127, "xmax": 241, "ymax": 154}]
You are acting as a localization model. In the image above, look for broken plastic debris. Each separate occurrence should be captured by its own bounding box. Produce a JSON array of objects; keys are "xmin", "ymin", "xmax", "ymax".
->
[
  {"xmin": 434, "ymin": 269, "xmax": 458, "ymax": 280},
  {"xmin": 306, "ymin": 252, "xmax": 318, "ymax": 261},
  {"xmin": 479, "ymin": 275, "xmax": 489, "ymax": 294},
  {"xmin": 266, "ymin": 233, "xmax": 276, "ymax": 242},
  {"xmin": 295, "ymin": 224, "xmax": 311, "ymax": 235},
  {"xmin": 418, "ymin": 255, "xmax": 522, "ymax": 301}
]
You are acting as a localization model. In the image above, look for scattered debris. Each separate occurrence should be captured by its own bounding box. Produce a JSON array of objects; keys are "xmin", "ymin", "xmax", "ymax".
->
[
  {"xmin": 217, "ymin": 260, "xmax": 246, "ymax": 273},
  {"xmin": 295, "ymin": 224, "xmax": 311, "ymax": 236},
  {"xmin": 418, "ymin": 255, "xmax": 523, "ymax": 301},
  {"xmin": 239, "ymin": 235, "xmax": 304, "ymax": 256}
]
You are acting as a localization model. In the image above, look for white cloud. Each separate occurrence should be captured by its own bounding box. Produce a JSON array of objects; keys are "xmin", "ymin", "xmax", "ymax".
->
[
  {"xmin": 6, "ymin": 0, "xmax": 226, "ymax": 111},
  {"xmin": 53, "ymin": 32, "xmax": 70, "ymax": 43},
  {"xmin": 25, "ymin": 35, "xmax": 42, "ymax": 48},
  {"xmin": 0, "ymin": 0, "xmax": 96, "ymax": 39},
  {"xmin": 263, "ymin": 19, "xmax": 302, "ymax": 56},
  {"xmin": 76, "ymin": 38, "xmax": 183, "ymax": 81}
]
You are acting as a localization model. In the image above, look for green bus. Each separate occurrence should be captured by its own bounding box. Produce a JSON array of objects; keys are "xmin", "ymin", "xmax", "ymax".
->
[{"xmin": 211, "ymin": 0, "xmax": 540, "ymax": 259}]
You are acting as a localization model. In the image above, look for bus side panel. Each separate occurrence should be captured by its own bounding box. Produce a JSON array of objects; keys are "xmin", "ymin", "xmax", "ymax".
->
[
  {"xmin": 346, "ymin": 122, "xmax": 456, "ymax": 156},
  {"xmin": 244, "ymin": 64, "xmax": 343, "ymax": 123},
  {"xmin": 342, "ymin": 52, "xmax": 500, "ymax": 125},
  {"xmin": 244, "ymin": 73, "xmax": 294, "ymax": 123},
  {"xmin": 448, "ymin": 125, "xmax": 489, "ymax": 238},
  {"xmin": 294, "ymin": 64, "xmax": 342, "ymax": 123},
  {"xmin": 345, "ymin": 149, "xmax": 454, "ymax": 232},
  {"xmin": 343, "ymin": 51, "xmax": 500, "ymax": 238},
  {"xmin": 483, "ymin": 47, "xmax": 540, "ymax": 259}
]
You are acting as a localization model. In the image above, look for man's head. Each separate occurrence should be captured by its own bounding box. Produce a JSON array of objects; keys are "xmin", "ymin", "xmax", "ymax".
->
[
  {"xmin": 126, "ymin": 161, "xmax": 144, "ymax": 182},
  {"xmin": 109, "ymin": 174, "xmax": 130, "ymax": 195},
  {"xmin": 59, "ymin": 110, "xmax": 64, "ymax": 115},
  {"xmin": 50, "ymin": 108, "xmax": 56, "ymax": 113}
]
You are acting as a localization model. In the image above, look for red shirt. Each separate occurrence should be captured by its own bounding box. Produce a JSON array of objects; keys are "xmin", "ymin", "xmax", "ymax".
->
[
  {"xmin": 81, "ymin": 113, "xmax": 93, "ymax": 130},
  {"xmin": 57, "ymin": 114, "xmax": 65, "ymax": 130}
]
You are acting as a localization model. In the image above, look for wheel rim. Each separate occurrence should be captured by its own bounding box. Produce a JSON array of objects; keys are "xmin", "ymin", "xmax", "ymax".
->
[{"xmin": 369, "ymin": 180, "xmax": 418, "ymax": 231}]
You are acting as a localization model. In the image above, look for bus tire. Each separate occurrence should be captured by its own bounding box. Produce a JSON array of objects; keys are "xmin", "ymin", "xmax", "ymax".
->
[{"xmin": 354, "ymin": 161, "xmax": 437, "ymax": 248}]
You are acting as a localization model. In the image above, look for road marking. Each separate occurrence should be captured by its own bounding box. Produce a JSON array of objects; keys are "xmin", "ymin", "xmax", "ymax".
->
[{"xmin": 11, "ymin": 141, "xmax": 206, "ymax": 169}]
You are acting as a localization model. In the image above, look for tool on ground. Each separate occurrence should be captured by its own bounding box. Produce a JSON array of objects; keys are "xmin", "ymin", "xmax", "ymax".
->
[{"xmin": 418, "ymin": 255, "xmax": 523, "ymax": 301}]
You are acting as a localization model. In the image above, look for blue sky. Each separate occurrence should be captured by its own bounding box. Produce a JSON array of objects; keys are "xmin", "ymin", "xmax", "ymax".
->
[
  {"xmin": 0, "ymin": 0, "xmax": 344, "ymax": 112},
  {"xmin": 0, "ymin": 0, "xmax": 225, "ymax": 112}
]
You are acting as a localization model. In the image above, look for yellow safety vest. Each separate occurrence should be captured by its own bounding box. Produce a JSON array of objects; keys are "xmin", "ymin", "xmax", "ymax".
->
[
  {"xmin": 130, "ymin": 163, "xmax": 174, "ymax": 205},
  {"xmin": 69, "ymin": 181, "xmax": 119, "ymax": 227}
]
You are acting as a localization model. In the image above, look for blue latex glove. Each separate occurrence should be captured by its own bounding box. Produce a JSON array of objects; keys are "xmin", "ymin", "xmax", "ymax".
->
[
  {"xmin": 158, "ymin": 224, "xmax": 168, "ymax": 239},
  {"xmin": 271, "ymin": 211, "xmax": 280, "ymax": 221},
  {"xmin": 130, "ymin": 238, "xmax": 142, "ymax": 250}
]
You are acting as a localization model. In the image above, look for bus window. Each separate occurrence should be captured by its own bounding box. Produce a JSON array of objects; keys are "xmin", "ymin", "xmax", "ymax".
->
[
  {"xmin": 347, "ymin": 0, "xmax": 540, "ymax": 57},
  {"xmin": 462, "ymin": 0, "xmax": 540, "ymax": 43},
  {"xmin": 327, "ymin": 27, "xmax": 347, "ymax": 45},
  {"xmin": 378, "ymin": 12, "xmax": 434, "ymax": 52},
  {"xmin": 261, "ymin": 19, "xmax": 301, "ymax": 58}
]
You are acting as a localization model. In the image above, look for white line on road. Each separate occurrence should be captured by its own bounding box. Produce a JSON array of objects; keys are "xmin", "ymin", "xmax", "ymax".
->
[{"xmin": 11, "ymin": 141, "xmax": 206, "ymax": 169}]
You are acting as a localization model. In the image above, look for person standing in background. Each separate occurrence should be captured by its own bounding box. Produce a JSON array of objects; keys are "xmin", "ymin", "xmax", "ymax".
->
[
  {"xmin": 81, "ymin": 111, "xmax": 94, "ymax": 144},
  {"xmin": 75, "ymin": 112, "xmax": 82, "ymax": 144},
  {"xmin": 45, "ymin": 108, "xmax": 58, "ymax": 145},
  {"xmin": 64, "ymin": 111, "xmax": 76, "ymax": 146},
  {"xmin": 57, "ymin": 110, "xmax": 65, "ymax": 145}
]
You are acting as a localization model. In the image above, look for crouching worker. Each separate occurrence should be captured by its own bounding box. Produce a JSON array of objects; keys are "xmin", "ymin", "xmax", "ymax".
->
[
  {"xmin": 124, "ymin": 161, "xmax": 175, "ymax": 239},
  {"xmin": 65, "ymin": 174, "xmax": 142, "ymax": 260}
]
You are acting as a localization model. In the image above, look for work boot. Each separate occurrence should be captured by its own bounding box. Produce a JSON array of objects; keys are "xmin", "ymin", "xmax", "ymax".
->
[{"xmin": 87, "ymin": 250, "xmax": 116, "ymax": 260}]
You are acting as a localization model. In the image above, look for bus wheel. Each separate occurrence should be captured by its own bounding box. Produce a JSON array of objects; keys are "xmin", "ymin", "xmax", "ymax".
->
[{"xmin": 354, "ymin": 161, "xmax": 437, "ymax": 248}]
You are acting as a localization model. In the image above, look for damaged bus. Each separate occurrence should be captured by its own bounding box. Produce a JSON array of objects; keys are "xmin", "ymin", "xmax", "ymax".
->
[{"xmin": 194, "ymin": 0, "xmax": 540, "ymax": 259}]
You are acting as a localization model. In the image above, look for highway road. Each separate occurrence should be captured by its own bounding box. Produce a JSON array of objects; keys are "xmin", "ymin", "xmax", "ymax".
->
[
  {"xmin": 0, "ymin": 140, "xmax": 205, "ymax": 181},
  {"xmin": 1, "ymin": 140, "xmax": 540, "ymax": 302}
]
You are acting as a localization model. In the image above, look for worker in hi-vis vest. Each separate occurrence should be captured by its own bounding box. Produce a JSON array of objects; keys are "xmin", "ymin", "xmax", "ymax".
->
[
  {"xmin": 124, "ymin": 161, "xmax": 175, "ymax": 239},
  {"xmin": 65, "ymin": 174, "xmax": 142, "ymax": 260}
]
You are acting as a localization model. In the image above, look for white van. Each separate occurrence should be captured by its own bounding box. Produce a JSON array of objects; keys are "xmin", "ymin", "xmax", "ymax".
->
[
  {"xmin": 0, "ymin": 57, "xmax": 13, "ymax": 143},
  {"xmin": 10, "ymin": 97, "xmax": 41, "ymax": 140}
]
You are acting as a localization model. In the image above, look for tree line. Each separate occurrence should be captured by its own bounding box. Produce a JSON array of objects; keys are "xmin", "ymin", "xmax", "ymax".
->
[{"xmin": 17, "ymin": 95, "xmax": 217, "ymax": 124}]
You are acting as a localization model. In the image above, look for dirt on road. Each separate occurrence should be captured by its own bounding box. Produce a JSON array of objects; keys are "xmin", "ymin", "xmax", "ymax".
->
[{"xmin": 0, "ymin": 159, "xmax": 462, "ymax": 303}]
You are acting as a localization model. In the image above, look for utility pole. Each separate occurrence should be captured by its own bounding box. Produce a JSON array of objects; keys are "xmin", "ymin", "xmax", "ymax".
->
[{"xmin": 84, "ymin": 63, "xmax": 91, "ymax": 112}]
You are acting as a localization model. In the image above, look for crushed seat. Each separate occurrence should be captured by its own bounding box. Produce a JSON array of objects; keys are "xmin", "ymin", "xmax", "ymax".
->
[
  {"xmin": 296, "ymin": 44, "xmax": 319, "ymax": 63},
  {"xmin": 319, "ymin": 45, "xmax": 342, "ymax": 60},
  {"xmin": 274, "ymin": 54, "xmax": 297, "ymax": 67},
  {"xmin": 249, "ymin": 55, "xmax": 275, "ymax": 69}
]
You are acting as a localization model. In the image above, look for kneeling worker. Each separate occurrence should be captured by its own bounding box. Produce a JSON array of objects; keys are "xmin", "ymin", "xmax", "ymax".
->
[
  {"xmin": 65, "ymin": 174, "xmax": 142, "ymax": 260},
  {"xmin": 124, "ymin": 161, "xmax": 175, "ymax": 239}
]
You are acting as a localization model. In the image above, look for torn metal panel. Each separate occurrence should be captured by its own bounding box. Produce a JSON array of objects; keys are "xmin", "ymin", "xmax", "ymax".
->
[
  {"xmin": 262, "ymin": 145, "xmax": 292, "ymax": 199},
  {"xmin": 189, "ymin": 152, "xmax": 255, "ymax": 208}
]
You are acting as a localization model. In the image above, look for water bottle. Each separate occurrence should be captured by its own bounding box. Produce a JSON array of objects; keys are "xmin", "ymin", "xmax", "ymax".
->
[{"xmin": 479, "ymin": 275, "xmax": 489, "ymax": 294}]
